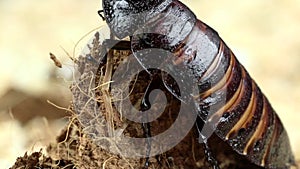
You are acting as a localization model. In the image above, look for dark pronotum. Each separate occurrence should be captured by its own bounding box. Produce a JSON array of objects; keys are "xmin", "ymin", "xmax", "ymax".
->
[{"xmin": 98, "ymin": 0, "xmax": 295, "ymax": 168}]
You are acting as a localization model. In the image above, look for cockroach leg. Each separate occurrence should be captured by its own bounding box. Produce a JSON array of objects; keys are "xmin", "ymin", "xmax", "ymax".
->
[
  {"xmin": 140, "ymin": 78, "xmax": 154, "ymax": 169},
  {"xmin": 203, "ymin": 141, "xmax": 220, "ymax": 169},
  {"xmin": 196, "ymin": 117, "xmax": 220, "ymax": 169},
  {"xmin": 97, "ymin": 10, "xmax": 105, "ymax": 21}
]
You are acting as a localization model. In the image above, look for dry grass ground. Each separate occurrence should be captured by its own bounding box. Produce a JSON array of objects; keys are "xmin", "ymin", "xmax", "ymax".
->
[{"xmin": 0, "ymin": 0, "xmax": 299, "ymax": 168}]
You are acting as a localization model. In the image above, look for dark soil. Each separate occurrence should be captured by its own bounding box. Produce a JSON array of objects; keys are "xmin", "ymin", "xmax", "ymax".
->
[{"xmin": 9, "ymin": 117, "xmax": 263, "ymax": 169}]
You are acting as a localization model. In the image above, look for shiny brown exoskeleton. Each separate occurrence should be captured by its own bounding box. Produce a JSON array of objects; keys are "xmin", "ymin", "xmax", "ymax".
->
[{"xmin": 98, "ymin": 0, "xmax": 295, "ymax": 168}]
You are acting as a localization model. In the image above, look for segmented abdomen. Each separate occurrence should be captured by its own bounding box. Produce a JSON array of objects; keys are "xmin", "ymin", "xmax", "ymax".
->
[{"xmin": 173, "ymin": 20, "xmax": 294, "ymax": 168}]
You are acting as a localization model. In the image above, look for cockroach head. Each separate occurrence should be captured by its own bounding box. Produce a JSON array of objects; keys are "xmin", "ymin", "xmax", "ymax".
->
[{"xmin": 102, "ymin": 0, "xmax": 164, "ymax": 39}]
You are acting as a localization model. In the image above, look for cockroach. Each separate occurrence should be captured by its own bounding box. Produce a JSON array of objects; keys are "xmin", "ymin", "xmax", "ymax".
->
[{"xmin": 96, "ymin": 0, "xmax": 295, "ymax": 168}]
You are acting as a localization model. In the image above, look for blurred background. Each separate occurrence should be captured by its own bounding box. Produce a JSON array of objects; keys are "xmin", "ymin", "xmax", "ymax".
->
[{"xmin": 0, "ymin": 0, "xmax": 299, "ymax": 168}]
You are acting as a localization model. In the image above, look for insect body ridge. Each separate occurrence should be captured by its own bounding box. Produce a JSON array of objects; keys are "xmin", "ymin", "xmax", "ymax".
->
[{"xmin": 181, "ymin": 22, "xmax": 295, "ymax": 167}]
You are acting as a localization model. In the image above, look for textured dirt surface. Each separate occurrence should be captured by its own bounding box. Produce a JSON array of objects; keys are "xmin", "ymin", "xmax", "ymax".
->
[
  {"xmin": 9, "ymin": 119, "xmax": 300, "ymax": 168},
  {"xmin": 10, "ymin": 119, "xmax": 264, "ymax": 169}
]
